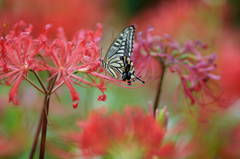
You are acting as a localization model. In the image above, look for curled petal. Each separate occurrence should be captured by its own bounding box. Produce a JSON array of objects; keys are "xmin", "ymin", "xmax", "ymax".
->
[
  {"xmin": 97, "ymin": 80, "xmax": 106, "ymax": 92},
  {"xmin": 64, "ymin": 76, "xmax": 80, "ymax": 109},
  {"xmin": 8, "ymin": 73, "xmax": 23, "ymax": 105},
  {"xmin": 98, "ymin": 93, "xmax": 107, "ymax": 101},
  {"xmin": 71, "ymin": 89, "xmax": 80, "ymax": 109}
]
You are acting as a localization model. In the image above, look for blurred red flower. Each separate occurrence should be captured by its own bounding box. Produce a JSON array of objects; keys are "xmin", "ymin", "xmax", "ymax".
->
[
  {"xmin": 131, "ymin": 0, "xmax": 201, "ymax": 38},
  {"xmin": 1, "ymin": 0, "xmax": 108, "ymax": 38},
  {"xmin": 71, "ymin": 107, "xmax": 175, "ymax": 158},
  {"xmin": 220, "ymin": 40, "xmax": 240, "ymax": 99}
]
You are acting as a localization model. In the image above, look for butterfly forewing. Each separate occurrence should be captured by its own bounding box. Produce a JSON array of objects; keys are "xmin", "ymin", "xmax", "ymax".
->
[{"xmin": 105, "ymin": 25, "xmax": 135, "ymax": 59}]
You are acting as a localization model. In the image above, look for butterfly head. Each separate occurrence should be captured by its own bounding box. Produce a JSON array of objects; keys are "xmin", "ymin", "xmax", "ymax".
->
[{"xmin": 100, "ymin": 59, "xmax": 106, "ymax": 68}]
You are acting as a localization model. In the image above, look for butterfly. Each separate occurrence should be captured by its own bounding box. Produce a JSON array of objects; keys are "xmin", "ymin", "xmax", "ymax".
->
[{"xmin": 100, "ymin": 25, "xmax": 145, "ymax": 85}]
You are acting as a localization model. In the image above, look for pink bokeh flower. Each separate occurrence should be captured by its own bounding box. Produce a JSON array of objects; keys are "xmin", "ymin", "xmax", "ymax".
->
[
  {"xmin": 133, "ymin": 26, "xmax": 225, "ymax": 118},
  {"xmin": 132, "ymin": 27, "xmax": 162, "ymax": 79}
]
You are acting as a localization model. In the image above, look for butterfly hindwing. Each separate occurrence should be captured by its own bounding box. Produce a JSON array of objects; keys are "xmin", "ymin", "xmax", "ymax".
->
[{"xmin": 106, "ymin": 25, "xmax": 135, "ymax": 59}]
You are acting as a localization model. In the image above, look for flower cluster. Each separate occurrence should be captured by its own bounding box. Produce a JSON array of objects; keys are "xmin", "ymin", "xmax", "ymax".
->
[
  {"xmin": 0, "ymin": 21, "xmax": 43, "ymax": 105},
  {"xmin": 133, "ymin": 27, "xmax": 224, "ymax": 116},
  {"xmin": 1, "ymin": 21, "xmax": 143, "ymax": 108}
]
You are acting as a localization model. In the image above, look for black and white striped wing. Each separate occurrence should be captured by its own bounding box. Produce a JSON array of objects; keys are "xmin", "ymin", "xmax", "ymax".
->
[
  {"xmin": 107, "ymin": 56, "xmax": 124, "ymax": 79},
  {"xmin": 105, "ymin": 25, "xmax": 135, "ymax": 59},
  {"xmin": 105, "ymin": 56, "xmax": 124, "ymax": 79}
]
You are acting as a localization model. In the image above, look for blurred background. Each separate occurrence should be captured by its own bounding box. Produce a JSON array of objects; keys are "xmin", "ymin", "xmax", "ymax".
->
[{"xmin": 1, "ymin": 0, "xmax": 240, "ymax": 158}]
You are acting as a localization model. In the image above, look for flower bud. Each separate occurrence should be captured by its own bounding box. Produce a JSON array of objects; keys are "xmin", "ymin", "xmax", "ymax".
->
[{"xmin": 156, "ymin": 105, "xmax": 169, "ymax": 130}]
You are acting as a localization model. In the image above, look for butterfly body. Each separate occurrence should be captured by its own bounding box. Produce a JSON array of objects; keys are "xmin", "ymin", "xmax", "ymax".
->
[{"xmin": 101, "ymin": 25, "xmax": 144, "ymax": 85}]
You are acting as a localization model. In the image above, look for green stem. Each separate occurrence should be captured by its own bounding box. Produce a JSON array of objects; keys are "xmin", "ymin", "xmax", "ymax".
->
[{"xmin": 153, "ymin": 57, "xmax": 166, "ymax": 117}]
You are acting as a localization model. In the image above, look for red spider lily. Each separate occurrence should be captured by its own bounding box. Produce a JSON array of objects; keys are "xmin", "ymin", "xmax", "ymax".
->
[
  {"xmin": 0, "ymin": 21, "xmax": 44, "ymax": 105},
  {"xmin": 0, "ymin": 21, "xmax": 146, "ymax": 108},
  {"xmin": 164, "ymin": 38, "xmax": 226, "ymax": 119},
  {"xmin": 171, "ymin": 43, "xmax": 222, "ymax": 108},
  {"xmin": 132, "ymin": 26, "xmax": 225, "ymax": 118},
  {"xmin": 71, "ymin": 107, "xmax": 175, "ymax": 158},
  {"xmin": 38, "ymin": 23, "xmax": 103, "ymax": 108}
]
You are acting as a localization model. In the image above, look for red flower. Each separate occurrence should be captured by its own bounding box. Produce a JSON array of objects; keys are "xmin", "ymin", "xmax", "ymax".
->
[
  {"xmin": 72, "ymin": 107, "xmax": 175, "ymax": 158},
  {"xmin": 166, "ymin": 38, "xmax": 225, "ymax": 120},
  {"xmin": 0, "ymin": 21, "xmax": 44, "ymax": 105},
  {"xmin": 97, "ymin": 80, "xmax": 107, "ymax": 101},
  {"xmin": 132, "ymin": 27, "xmax": 225, "ymax": 119},
  {"xmin": 39, "ymin": 23, "xmax": 103, "ymax": 108}
]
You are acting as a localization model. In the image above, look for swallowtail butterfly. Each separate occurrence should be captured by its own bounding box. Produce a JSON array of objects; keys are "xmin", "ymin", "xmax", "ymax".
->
[{"xmin": 100, "ymin": 25, "xmax": 145, "ymax": 85}]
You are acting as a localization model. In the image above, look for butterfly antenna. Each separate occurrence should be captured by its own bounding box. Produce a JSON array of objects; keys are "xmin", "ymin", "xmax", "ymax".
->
[
  {"xmin": 111, "ymin": 30, "xmax": 114, "ymax": 43},
  {"xmin": 99, "ymin": 47, "xmax": 103, "ymax": 61},
  {"xmin": 100, "ymin": 47, "xmax": 103, "ymax": 59}
]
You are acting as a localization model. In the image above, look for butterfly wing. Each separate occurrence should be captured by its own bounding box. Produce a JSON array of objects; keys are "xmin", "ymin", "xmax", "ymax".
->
[
  {"xmin": 102, "ymin": 56, "xmax": 123, "ymax": 79},
  {"xmin": 105, "ymin": 25, "xmax": 135, "ymax": 59},
  {"xmin": 101, "ymin": 25, "xmax": 144, "ymax": 84}
]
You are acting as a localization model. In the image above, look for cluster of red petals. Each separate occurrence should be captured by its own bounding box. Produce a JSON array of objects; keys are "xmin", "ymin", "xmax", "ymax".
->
[
  {"xmin": 0, "ymin": 21, "xmax": 44, "ymax": 105},
  {"xmin": 0, "ymin": 20, "xmax": 148, "ymax": 107},
  {"xmin": 72, "ymin": 107, "xmax": 175, "ymax": 158},
  {"xmin": 38, "ymin": 23, "xmax": 105, "ymax": 108},
  {"xmin": 0, "ymin": 21, "xmax": 118, "ymax": 107}
]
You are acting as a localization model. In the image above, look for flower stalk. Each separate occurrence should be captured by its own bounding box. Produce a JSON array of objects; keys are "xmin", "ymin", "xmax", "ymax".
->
[
  {"xmin": 39, "ymin": 75, "xmax": 57, "ymax": 159},
  {"xmin": 29, "ymin": 102, "xmax": 44, "ymax": 159},
  {"xmin": 39, "ymin": 95, "xmax": 50, "ymax": 159},
  {"xmin": 153, "ymin": 57, "xmax": 166, "ymax": 116}
]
